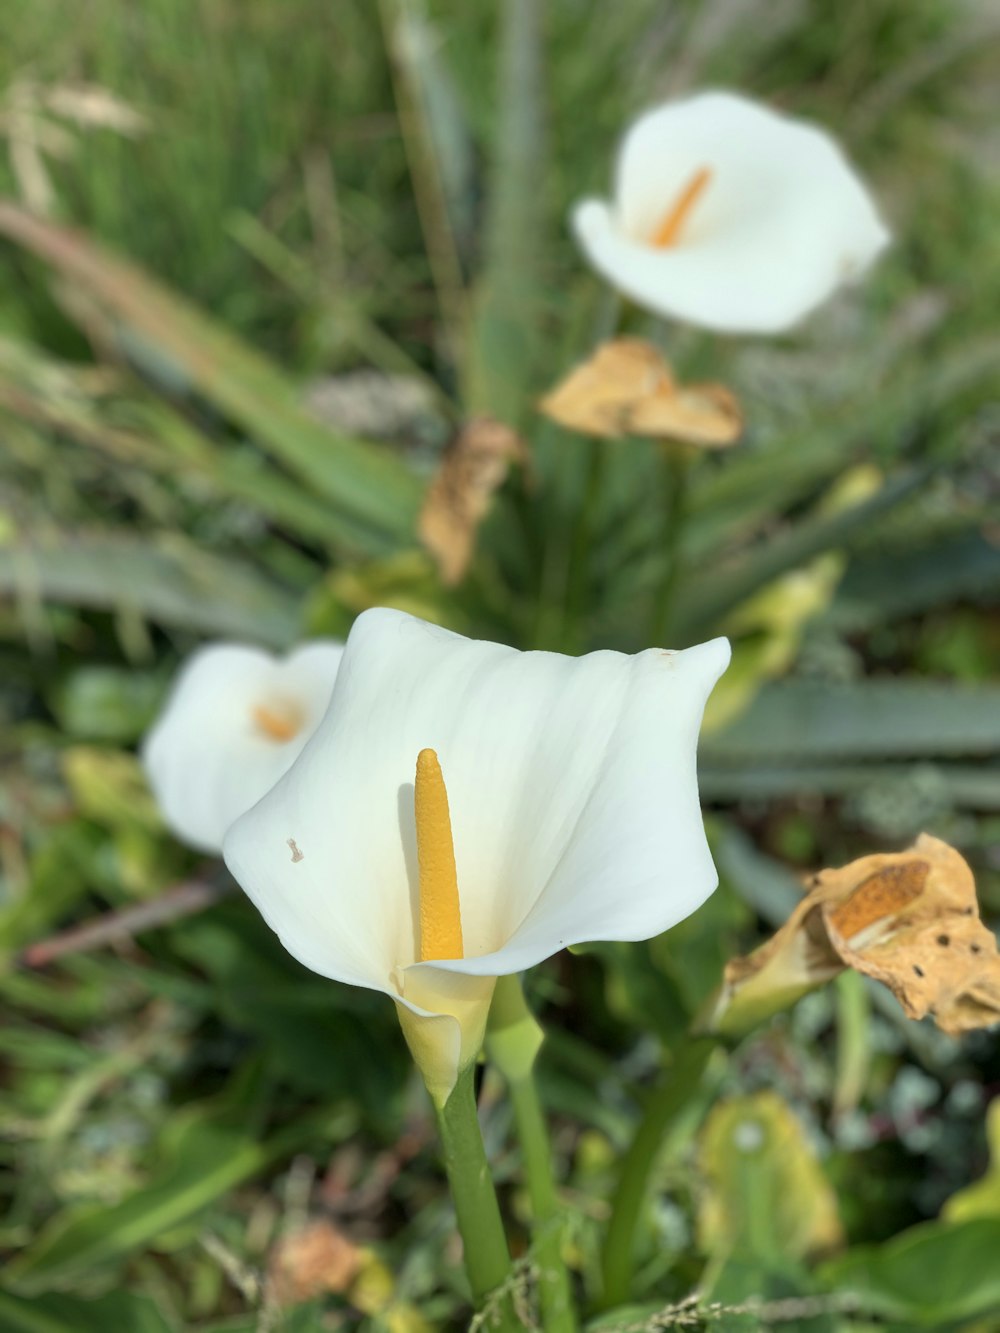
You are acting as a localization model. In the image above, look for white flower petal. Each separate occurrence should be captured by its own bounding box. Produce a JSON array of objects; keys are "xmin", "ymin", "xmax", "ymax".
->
[
  {"xmin": 572, "ymin": 90, "xmax": 890, "ymax": 333},
  {"xmin": 222, "ymin": 609, "xmax": 728, "ymax": 1007},
  {"xmin": 143, "ymin": 640, "xmax": 344, "ymax": 854}
]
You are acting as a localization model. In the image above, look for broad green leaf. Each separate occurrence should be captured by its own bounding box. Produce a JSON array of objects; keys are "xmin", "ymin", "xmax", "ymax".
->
[
  {"xmin": 674, "ymin": 469, "xmax": 926, "ymax": 639},
  {"xmin": 943, "ymin": 1099, "xmax": 1000, "ymax": 1223},
  {"xmin": 703, "ymin": 678, "xmax": 1000, "ymax": 762},
  {"xmin": 0, "ymin": 1289, "xmax": 176, "ymax": 1333},
  {"xmin": 697, "ymin": 1091, "xmax": 843, "ymax": 1264},
  {"xmin": 0, "ymin": 533, "xmax": 300, "ymax": 645},
  {"xmin": 51, "ymin": 666, "xmax": 163, "ymax": 743},
  {"xmin": 465, "ymin": 0, "xmax": 546, "ymax": 424},
  {"xmin": 4, "ymin": 1094, "xmax": 354, "ymax": 1294},
  {"xmin": 829, "ymin": 530, "xmax": 1000, "ymax": 632},
  {"xmin": 0, "ymin": 202, "xmax": 420, "ymax": 551},
  {"xmin": 0, "ymin": 825, "xmax": 106, "ymax": 958},
  {"xmin": 818, "ymin": 1218, "xmax": 1000, "ymax": 1325},
  {"xmin": 701, "ymin": 762, "xmax": 1000, "ymax": 810}
]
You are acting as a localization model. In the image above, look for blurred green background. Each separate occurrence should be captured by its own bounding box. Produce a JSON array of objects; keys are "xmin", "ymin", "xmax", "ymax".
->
[{"xmin": 1, "ymin": 0, "xmax": 999, "ymax": 1329}]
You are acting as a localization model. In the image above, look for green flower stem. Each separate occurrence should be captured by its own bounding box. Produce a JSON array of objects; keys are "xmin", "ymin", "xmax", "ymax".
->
[
  {"xmin": 487, "ymin": 975, "xmax": 577, "ymax": 1332},
  {"xmin": 649, "ymin": 443, "xmax": 692, "ymax": 646},
  {"xmin": 564, "ymin": 434, "xmax": 609, "ymax": 651},
  {"xmin": 435, "ymin": 1064, "xmax": 517, "ymax": 1322},
  {"xmin": 599, "ymin": 1036, "xmax": 722, "ymax": 1311}
]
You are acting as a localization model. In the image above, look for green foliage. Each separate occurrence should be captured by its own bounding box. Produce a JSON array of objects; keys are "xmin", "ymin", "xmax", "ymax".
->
[{"xmin": 1, "ymin": 0, "xmax": 998, "ymax": 1326}]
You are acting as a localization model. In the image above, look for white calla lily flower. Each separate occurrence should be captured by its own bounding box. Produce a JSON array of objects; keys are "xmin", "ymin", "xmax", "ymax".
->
[
  {"xmin": 143, "ymin": 640, "xmax": 345, "ymax": 854},
  {"xmin": 222, "ymin": 609, "xmax": 729, "ymax": 1103},
  {"xmin": 572, "ymin": 90, "xmax": 890, "ymax": 334}
]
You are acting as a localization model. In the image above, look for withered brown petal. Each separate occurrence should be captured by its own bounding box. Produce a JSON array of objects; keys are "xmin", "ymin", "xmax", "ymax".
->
[
  {"xmin": 268, "ymin": 1218, "xmax": 364, "ymax": 1306},
  {"xmin": 820, "ymin": 834, "xmax": 1000, "ymax": 1035},
  {"xmin": 705, "ymin": 834, "xmax": 1000, "ymax": 1038},
  {"xmin": 538, "ymin": 337, "xmax": 743, "ymax": 447},
  {"xmin": 418, "ymin": 416, "xmax": 528, "ymax": 585}
]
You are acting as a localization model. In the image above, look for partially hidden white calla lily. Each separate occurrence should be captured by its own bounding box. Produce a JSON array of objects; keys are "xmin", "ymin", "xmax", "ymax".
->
[
  {"xmin": 572, "ymin": 90, "xmax": 890, "ymax": 334},
  {"xmin": 222, "ymin": 609, "xmax": 730, "ymax": 1103},
  {"xmin": 143, "ymin": 640, "xmax": 345, "ymax": 855}
]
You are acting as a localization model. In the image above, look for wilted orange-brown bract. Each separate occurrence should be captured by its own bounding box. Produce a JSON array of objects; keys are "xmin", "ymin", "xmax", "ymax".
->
[
  {"xmin": 268, "ymin": 1218, "xmax": 364, "ymax": 1306},
  {"xmin": 707, "ymin": 834, "xmax": 1000, "ymax": 1037},
  {"xmin": 418, "ymin": 416, "xmax": 528, "ymax": 585},
  {"xmin": 538, "ymin": 337, "xmax": 743, "ymax": 446},
  {"xmin": 822, "ymin": 835, "xmax": 1000, "ymax": 1034}
]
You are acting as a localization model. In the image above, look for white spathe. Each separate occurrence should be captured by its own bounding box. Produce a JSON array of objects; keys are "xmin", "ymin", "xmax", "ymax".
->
[
  {"xmin": 572, "ymin": 90, "xmax": 890, "ymax": 334},
  {"xmin": 223, "ymin": 609, "xmax": 730, "ymax": 1102},
  {"xmin": 143, "ymin": 640, "xmax": 345, "ymax": 855}
]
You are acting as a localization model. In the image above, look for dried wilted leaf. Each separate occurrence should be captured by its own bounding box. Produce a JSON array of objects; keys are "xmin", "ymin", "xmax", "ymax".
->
[
  {"xmin": 706, "ymin": 834, "xmax": 1000, "ymax": 1037},
  {"xmin": 538, "ymin": 337, "xmax": 743, "ymax": 446},
  {"xmin": 45, "ymin": 84, "xmax": 148, "ymax": 136},
  {"xmin": 418, "ymin": 416, "xmax": 528, "ymax": 584},
  {"xmin": 268, "ymin": 1218, "xmax": 364, "ymax": 1306}
]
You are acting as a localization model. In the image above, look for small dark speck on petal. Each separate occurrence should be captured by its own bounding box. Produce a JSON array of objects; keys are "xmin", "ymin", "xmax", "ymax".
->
[{"xmin": 913, "ymin": 964, "xmax": 925, "ymax": 978}]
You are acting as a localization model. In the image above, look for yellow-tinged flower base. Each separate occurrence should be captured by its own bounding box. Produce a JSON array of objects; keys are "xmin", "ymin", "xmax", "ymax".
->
[{"xmin": 394, "ymin": 975, "xmax": 496, "ymax": 1107}]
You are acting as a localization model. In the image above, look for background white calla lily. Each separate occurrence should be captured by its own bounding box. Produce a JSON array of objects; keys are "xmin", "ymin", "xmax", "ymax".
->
[
  {"xmin": 572, "ymin": 89, "xmax": 890, "ymax": 334},
  {"xmin": 143, "ymin": 640, "xmax": 344, "ymax": 854},
  {"xmin": 223, "ymin": 608, "xmax": 730, "ymax": 1100}
]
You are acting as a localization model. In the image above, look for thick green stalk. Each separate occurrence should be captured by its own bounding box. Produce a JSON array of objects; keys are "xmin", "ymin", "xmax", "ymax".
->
[
  {"xmin": 649, "ymin": 444, "xmax": 692, "ymax": 645},
  {"xmin": 599, "ymin": 1037, "xmax": 721, "ymax": 1310},
  {"xmin": 487, "ymin": 976, "xmax": 577, "ymax": 1332},
  {"xmin": 435, "ymin": 1065, "xmax": 517, "ymax": 1321},
  {"xmin": 563, "ymin": 436, "xmax": 608, "ymax": 650}
]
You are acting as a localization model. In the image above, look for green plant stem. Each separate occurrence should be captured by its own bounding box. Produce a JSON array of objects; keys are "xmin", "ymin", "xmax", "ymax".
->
[
  {"xmin": 599, "ymin": 1036, "xmax": 721, "ymax": 1311},
  {"xmin": 649, "ymin": 444, "xmax": 692, "ymax": 645},
  {"xmin": 564, "ymin": 435, "xmax": 608, "ymax": 650},
  {"xmin": 833, "ymin": 970, "xmax": 872, "ymax": 1119},
  {"xmin": 435, "ymin": 1064, "xmax": 517, "ymax": 1321},
  {"xmin": 487, "ymin": 976, "xmax": 577, "ymax": 1331}
]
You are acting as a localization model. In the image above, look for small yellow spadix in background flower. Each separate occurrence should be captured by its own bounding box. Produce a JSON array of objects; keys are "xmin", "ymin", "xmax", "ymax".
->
[
  {"xmin": 572, "ymin": 90, "xmax": 889, "ymax": 334},
  {"xmin": 539, "ymin": 337, "xmax": 743, "ymax": 446},
  {"xmin": 222, "ymin": 608, "xmax": 730, "ymax": 1104},
  {"xmin": 142, "ymin": 640, "xmax": 344, "ymax": 854}
]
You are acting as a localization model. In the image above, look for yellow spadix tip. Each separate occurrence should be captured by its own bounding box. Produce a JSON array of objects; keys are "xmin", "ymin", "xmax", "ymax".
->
[
  {"xmin": 650, "ymin": 166, "xmax": 713, "ymax": 249},
  {"xmin": 252, "ymin": 702, "xmax": 302, "ymax": 743},
  {"xmin": 414, "ymin": 748, "xmax": 464, "ymax": 962}
]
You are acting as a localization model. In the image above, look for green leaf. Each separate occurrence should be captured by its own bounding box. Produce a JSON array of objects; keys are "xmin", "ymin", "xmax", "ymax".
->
[
  {"xmin": 0, "ymin": 1289, "xmax": 176, "ymax": 1333},
  {"xmin": 465, "ymin": 0, "xmax": 546, "ymax": 424},
  {"xmin": 703, "ymin": 678, "xmax": 1000, "ymax": 762},
  {"xmin": 674, "ymin": 469, "xmax": 926, "ymax": 639},
  {"xmin": 4, "ymin": 1092, "xmax": 354, "ymax": 1294},
  {"xmin": 943, "ymin": 1099, "xmax": 1000, "ymax": 1223},
  {"xmin": 0, "ymin": 533, "xmax": 300, "ymax": 645},
  {"xmin": 818, "ymin": 1218, "xmax": 1000, "ymax": 1325},
  {"xmin": 829, "ymin": 530, "xmax": 1000, "ymax": 632},
  {"xmin": 51, "ymin": 667, "xmax": 164, "ymax": 743},
  {"xmin": 0, "ymin": 825, "xmax": 106, "ymax": 958},
  {"xmin": 700, "ymin": 762, "xmax": 1000, "ymax": 810},
  {"xmin": 0, "ymin": 202, "xmax": 420, "ymax": 552},
  {"xmin": 697, "ymin": 1091, "xmax": 843, "ymax": 1264}
]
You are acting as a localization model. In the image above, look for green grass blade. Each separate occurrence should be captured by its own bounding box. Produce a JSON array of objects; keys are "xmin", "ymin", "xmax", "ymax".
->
[
  {"xmin": 464, "ymin": 0, "xmax": 546, "ymax": 423},
  {"xmin": 0, "ymin": 202, "xmax": 420, "ymax": 551},
  {"xmin": 0, "ymin": 533, "xmax": 300, "ymax": 645}
]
